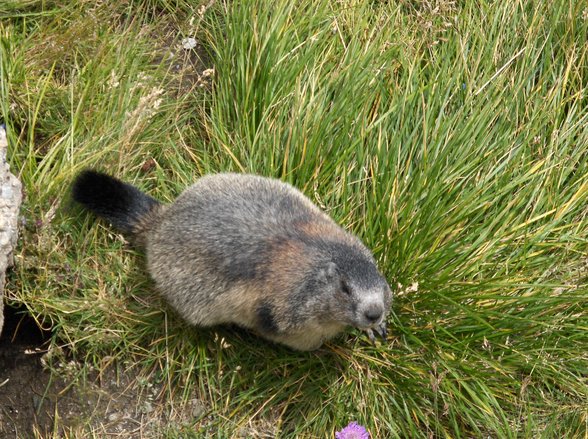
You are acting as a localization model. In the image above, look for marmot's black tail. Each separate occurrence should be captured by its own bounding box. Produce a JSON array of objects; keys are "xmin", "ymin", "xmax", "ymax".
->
[{"xmin": 72, "ymin": 169, "xmax": 160, "ymax": 236}]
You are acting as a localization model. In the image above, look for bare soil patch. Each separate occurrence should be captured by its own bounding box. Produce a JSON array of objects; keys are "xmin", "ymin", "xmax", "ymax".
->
[{"xmin": 0, "ymin": 305, "xmax": 193, "ymax": 438}]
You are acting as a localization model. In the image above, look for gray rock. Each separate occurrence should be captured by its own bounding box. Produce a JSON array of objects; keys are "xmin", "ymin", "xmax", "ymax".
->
[{"xmin": 0, "ymin": 125, "xmax": 22, "ymax": 336}]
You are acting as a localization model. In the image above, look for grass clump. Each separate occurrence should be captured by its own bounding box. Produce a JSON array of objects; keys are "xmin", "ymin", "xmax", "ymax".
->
[{"xmin": 2, "ymin": 0, "xmax": 588, "ymax": 437}]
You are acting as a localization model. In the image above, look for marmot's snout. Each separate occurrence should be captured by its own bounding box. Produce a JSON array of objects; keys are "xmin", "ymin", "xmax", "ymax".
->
[
  {"xmin": 352, "ymin": 285, "xmax": 391, "ymax": 330},
  {"xmin": 360, "ymin": 302, "xmax": 385, "ymax": 326},
  {"xmin": 349, "ymin": 284, "xmax": 392, "ymax": 343}
]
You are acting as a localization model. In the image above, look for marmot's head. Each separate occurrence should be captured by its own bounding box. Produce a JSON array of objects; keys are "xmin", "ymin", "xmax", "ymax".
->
[{"xmin": 306, "ymin": 242, "xmax": 392, "ymax": 335}]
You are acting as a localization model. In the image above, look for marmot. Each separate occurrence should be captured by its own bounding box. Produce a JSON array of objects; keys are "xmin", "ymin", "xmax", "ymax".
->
[{"xmin": 72, "ymin": 170, "xmax": 392, "ymax": 351}]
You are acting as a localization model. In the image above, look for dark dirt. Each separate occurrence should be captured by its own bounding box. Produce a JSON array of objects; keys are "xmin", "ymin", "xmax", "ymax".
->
[
  {"xmin": 0, "ymin": 304, "xmax": 58, "ymax": 437},
  {"xmin": 0, "ymin": 305, "xmax": 202, "ymax": 438}
]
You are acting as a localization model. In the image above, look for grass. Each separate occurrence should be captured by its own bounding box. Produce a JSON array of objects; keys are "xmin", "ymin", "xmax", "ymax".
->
[{"xmin": 2, "ymin": 0, "xmax": 588, "ymax": 437}]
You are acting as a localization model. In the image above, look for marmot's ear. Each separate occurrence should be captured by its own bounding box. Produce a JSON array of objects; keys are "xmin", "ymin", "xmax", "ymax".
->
[{"xmin": 318, "ymin": 261, "xmax": 339, "ymax": 284}]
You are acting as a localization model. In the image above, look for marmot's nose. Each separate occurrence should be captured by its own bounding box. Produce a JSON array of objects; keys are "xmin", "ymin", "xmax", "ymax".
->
[{"xmin": 364, "ymin": 304, "xmax": 384, "ymax": 323}]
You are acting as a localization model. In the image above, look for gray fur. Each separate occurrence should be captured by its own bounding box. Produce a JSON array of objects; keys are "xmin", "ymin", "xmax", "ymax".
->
[{"xmin": 76, "ymin": 172, "xmax": 392, "ymax": 351}]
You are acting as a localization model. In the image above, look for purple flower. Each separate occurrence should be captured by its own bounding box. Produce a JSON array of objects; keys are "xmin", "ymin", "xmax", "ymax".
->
[{"xmin": 335, "ymin": 421, "xmax": 370, "ymax": 439}]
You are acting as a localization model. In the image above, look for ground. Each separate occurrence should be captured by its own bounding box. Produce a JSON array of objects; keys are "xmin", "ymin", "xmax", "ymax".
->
[
  {"xmin": 0, "ymin": 304, "xmax": 209, "ymax": 438},
  {"xmin": 0, "ymin": 303, "xmax": 281, "ymax": 438}
]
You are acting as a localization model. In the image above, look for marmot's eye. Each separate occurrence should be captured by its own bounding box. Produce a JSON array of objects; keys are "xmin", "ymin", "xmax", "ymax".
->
[{"xmin": 341, "ymin": 282, "xmax": 351, "ymax": 295}]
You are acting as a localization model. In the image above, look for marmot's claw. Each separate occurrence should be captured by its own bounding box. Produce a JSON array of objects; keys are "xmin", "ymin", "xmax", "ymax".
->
[
  {"xmin": 365, "ymin": 323, "xmax": 387, "ymax": 344},
  {"xmin": 374, "ymin": 322, "xmax": 388, "ymax": 340}
]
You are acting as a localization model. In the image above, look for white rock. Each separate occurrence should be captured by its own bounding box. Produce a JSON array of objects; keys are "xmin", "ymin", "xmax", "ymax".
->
[
  {"xmin": 181, "ymin": 37, "xmax": 198, "ymax": 50},
  {"xmin": 0, "ymin": 125, "xmax": 22, "ymax": 336}
]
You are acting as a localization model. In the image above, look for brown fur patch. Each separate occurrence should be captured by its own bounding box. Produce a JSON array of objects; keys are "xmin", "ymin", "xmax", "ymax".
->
[
  {"xmin": 257, "ymin": 238, "xmax": 313, "ymax": 327},
  {"xmin": 295, "ymin": 218, "xmax": 353, "ymax": 244}
]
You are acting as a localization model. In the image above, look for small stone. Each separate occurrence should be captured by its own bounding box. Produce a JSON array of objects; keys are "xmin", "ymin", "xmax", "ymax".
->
[
  {"xmin": 141, "ymin": 400, "xmax": 154, "ymax": 414},
  {"xmin": 181, "ymin": 37, "xmax": 198, "ymax": 50},
  {"xmin": 188, "ymin": 398, "xmax": 206, "ymax": 419},
  {"xmin": 107, "ymin": 412, "xmax": 122, "ymax": 422}
]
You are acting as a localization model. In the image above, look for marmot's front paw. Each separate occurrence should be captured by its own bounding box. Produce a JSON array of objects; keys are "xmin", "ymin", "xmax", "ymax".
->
[
  {"xmin": 375, "ymin": 322, "xmax": 388, "ymax": 340},
  {"xmin": 365, "ymin": 322, "xmax": 387, "ymax": 344}
]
